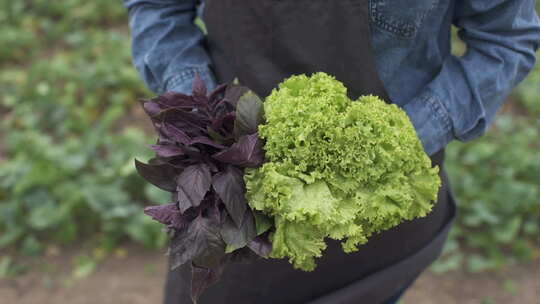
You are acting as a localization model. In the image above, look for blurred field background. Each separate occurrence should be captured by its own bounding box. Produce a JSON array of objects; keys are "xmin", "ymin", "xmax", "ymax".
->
[{"xmin": 0, "ymin": 1, "xmax": 539, "ymax": 304}]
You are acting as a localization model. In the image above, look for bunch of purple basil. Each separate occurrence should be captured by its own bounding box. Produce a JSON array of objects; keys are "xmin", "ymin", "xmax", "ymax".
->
[{"xmin": 135, "ymin": 75, "xmax": 272, "ymax": 303}]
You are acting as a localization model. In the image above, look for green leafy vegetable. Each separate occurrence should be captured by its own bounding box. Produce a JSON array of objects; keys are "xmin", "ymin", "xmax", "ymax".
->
[{"xmin": 244, "ymin": 72, "xmax": 441, "ymax": 271}]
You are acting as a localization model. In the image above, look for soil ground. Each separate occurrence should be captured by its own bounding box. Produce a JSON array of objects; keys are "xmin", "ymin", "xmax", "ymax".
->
[{"xmin": 1, "ymin": 245, "xmax": 538, "ymax": 304}]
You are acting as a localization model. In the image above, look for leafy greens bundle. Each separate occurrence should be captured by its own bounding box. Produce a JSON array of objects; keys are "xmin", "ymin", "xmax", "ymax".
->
[
  {"xmin": 135, "ymin": 72, "xmax": 440, "ymax": 303},
  {"xmin": 135, "ymin": 75, "xmax": 272, "ymax": 303}
]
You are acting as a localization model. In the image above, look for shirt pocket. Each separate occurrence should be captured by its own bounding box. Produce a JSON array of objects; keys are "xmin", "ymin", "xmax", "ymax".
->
[{"xmin": 369, "ymin": 0, "xmax": 439, "ymax": 39}]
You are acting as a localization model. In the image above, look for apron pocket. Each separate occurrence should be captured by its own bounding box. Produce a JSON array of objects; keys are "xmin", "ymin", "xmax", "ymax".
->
[{"xmin": 369, "ymin": 0, "xmax": 439, "ymax": 38}]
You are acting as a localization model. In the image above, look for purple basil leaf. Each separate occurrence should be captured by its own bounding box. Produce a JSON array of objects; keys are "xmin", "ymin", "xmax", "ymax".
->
[
  {"xmin": 247, "ymin": 235, "xmax": 272, "ymax": 258},
  {"xmin": 208, "ymin": 83, "xmax": 228, "ymax": 105},
  {"xmin": 143, "ymin": 203, "xmax": 188, "ymax": 229},
  {"xmin": 165, "ymin": 157, "xmax": 190, "ymax": 170},
  {"xmin": 134, "ymin": 159, "xmax": 177, "ymax": 192},
  {"xmin": 211, "ymin": 112, "xmax": 235, "ymax": 134},
  {"xmin": 156, "ymin": 108, "xmax": 209, "ymax": 128},
  {"xmin": 233, "ymin": 91, "xmax": 264, "ymax": 137},
  {"xmin": 195, "ymin": 192, "xmax": 219, "ymax": 213},
  {"xmin": 207, "ymin": 198, "xmax": 223, "ymax": 224},
  {"xmin": 189, "ymin": 136, "xmax": 226, "ymax": 149},
  {"xmin": 212, "ymin": 133, "xmax": 264, "ymax": 168},
  {"xmin": 169, "ymin": 214, "xmax": 225, "ymax": 270},
  {"xmin": 206, "ymin": 127, "xmax": 226, "ymax": 144},
  {"xmin": 171, "ymin": 121, "xmax": 208, "ymax": 138},
  {"xmin": 210, "ymin": 114, "xmax": 226, "ymax": 132},
  {"xmin": 156, "ymin": 135, "xmax": 175, "ymax": 146},
  {"xmin": 141, "ymin": 100, "xmax": 163, "ymax": 117},
  {"xmin": 221, "ymin": 113, "xmax": 236, "ymax": 135},
  {"xmin": 144, "ymin": 203, "xmax": 178, "ymax": 225},
  {"xmin": 172, "ymin": 216, "xmax": 189, "ymax": 230},
  {"xmin": 161, "ymin": 123, "xmax": 191, "ymax": 145},
  {"xmin": 156, "ymin": 91, "xmax": 194, "ymax": 107},
  {"xmin": 192, "ymin": 73, "xmax": 207, "ymax": 98},
  {"xmin": 191, "ymin": 262, "xmax": 226, "ymax": 304},
  {"xmin": 176, "ymin": 145, "xmax": 202, "ymax": 160},
  {"xmin": 176, "ymin": 164, "xmax": 212, "ymax": 213},
  {"xmin": 150, "ymin": 144, "xmax": 185, "ymax": 158},
  {"xmin": 148, "ymin": 157, "xmax": 167, "ymax": 165},
  {"xmin": 224, "ymin": 84, "xmax": 249, "ymax": 107},
  {"xmin": 152, "ymin": 105, "xmax": 201, "ymax": 121},
  {"xmin": 192, "ymin": 245, "xmax": 226, "ymax": 270},
  {"xmin": 206, "ymin": 161, "xmax": 219, "ymax": 174},
  {"xmin": 211, "ymin": 166, "xmax": 247, "ymax": 227},
  {"xmin": 212, "ymin": 99, "xmax": 234, "ymax": 118},
  {"xmin": 220, "ymin": 210, "xmax": 256, "ymax": 253}
]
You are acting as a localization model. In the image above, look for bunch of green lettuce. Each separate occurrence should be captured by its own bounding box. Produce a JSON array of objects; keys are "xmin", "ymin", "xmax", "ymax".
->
[{"xmin": 244, "ymin": 72, "xmax": 441, "ymax": 271}]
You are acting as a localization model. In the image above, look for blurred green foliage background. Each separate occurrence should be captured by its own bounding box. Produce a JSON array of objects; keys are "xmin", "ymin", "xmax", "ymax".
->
[{"xmin": 0, "ymin": 0, "xmax": 539, "ymax": 275}]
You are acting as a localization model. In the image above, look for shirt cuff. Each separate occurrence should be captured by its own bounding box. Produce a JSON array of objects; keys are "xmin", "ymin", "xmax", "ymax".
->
[
  {"xmin": 164, "ymin": 66, "xmax": 217, "ymax": 95},
  {"xmin": 401, "ymin": 89, "xmax": 454, "ymax": 156}
]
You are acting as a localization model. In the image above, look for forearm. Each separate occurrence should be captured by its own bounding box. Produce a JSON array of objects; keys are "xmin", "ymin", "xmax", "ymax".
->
[
  {"xmin": 403, "ymin": 0, "xmax": 540, "ymax": 155},
  {"xmin": 124, "ymin": 0, "xmax": 217, "ymax": 94}
]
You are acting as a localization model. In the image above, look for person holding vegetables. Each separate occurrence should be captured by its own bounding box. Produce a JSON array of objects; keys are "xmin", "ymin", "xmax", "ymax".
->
[{"xmin": 123, "ymin": 0, "xmax": 540, "ymax": 303}]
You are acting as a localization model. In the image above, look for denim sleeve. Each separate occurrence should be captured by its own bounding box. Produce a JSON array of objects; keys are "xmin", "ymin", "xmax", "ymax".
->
[
  {"xmin": 123, "ymin": 0, "xmax": 217, "ymax": 95},
  {"xmin": 403, "ymin": 0, "xmax": 540, "ymax": 155}
]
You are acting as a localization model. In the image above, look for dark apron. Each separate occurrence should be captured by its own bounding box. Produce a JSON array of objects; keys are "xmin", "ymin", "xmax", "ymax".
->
[{"xmin": 164, "ymin": 0, "xmax": 457, "ymax": 303}]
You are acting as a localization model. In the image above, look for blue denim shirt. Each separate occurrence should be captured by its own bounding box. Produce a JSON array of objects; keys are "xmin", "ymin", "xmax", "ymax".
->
[{"xmin": 123, "ymin": 0, "xmax": 540, "ymax": 155}]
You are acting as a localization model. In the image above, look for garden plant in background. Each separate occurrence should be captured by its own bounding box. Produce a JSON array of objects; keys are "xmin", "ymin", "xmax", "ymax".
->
[
  {"xmin": 434, "ymin": 114, "xmax": 540, "ymax": 273},
  {"xmin": 0, "ymin": 0, "xmax": 168, "ymax": 269},
  {"xmin": 136, "ymin": 72, "xmax": 441, "ymax": 302}
]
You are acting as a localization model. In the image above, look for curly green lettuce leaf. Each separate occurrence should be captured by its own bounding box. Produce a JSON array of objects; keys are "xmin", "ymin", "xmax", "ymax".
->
[
  {"xmin": 270, "ymin": 216, "xmax": 327, "ymax": 271},
  {"xmin": 245, "ymin": 72, "xmax": 441, "ymax": 271}
]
